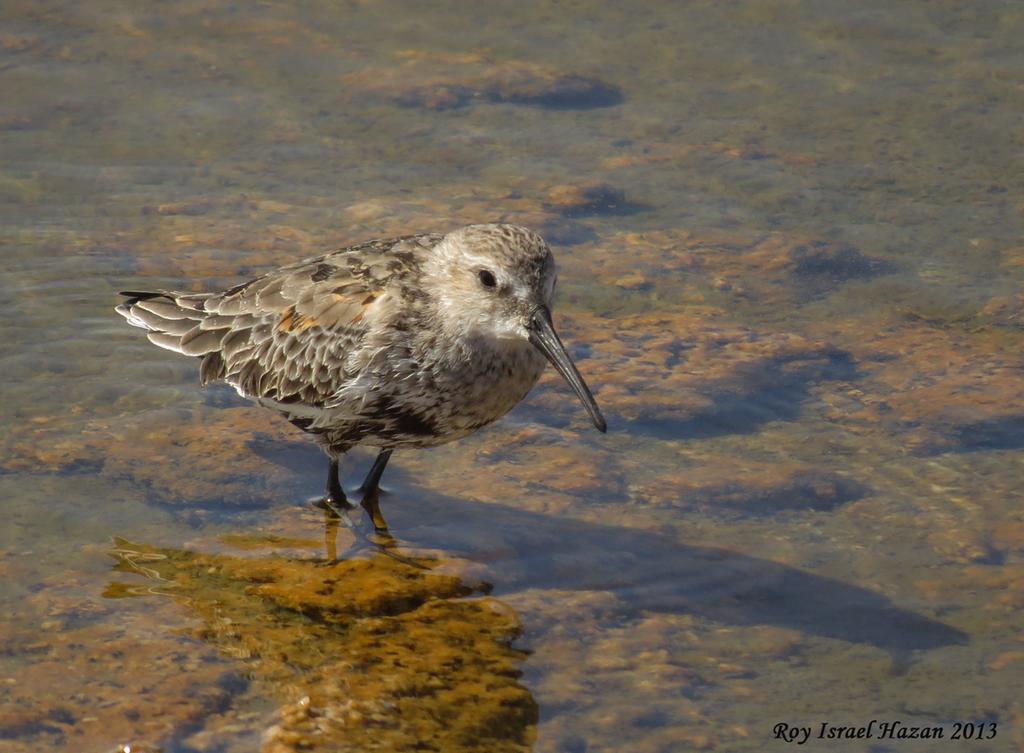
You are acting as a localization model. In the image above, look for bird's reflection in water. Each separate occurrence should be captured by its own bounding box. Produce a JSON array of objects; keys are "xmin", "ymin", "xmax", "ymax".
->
[{"xmin": 320, "ymin": 493, "xmax": 440, "ymax": 573}]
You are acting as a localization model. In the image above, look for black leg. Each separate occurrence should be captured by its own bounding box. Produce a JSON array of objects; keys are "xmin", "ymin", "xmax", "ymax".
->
[
  {"xmin": 359, "ymin": 449, "xmax": 392, "ymax": 534},
  {"xmin": 325, "ymin": 457, "xmax": 346, "ymax": 505},
  {"xmin": 358, "ymin": 449, "xmax": 393, "ymax": 496}
]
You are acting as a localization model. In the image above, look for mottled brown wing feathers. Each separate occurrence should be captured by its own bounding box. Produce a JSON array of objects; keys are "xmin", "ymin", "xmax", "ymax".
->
[{"xmin": 116, "ymin": 233, "xmax": 440, "ymax": 406}]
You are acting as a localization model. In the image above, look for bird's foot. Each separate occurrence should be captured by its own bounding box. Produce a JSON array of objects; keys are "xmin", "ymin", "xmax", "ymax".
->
[
  {"xmin": 308, "ymin": 490, "xmax": 388, "ymax": 537},
  {"xmin": 309, "ymin": 494, "xmax": 350, "ymax": 514}
]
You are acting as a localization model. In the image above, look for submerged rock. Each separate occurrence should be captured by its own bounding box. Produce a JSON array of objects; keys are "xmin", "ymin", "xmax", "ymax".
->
[
  {"xmin": 105, "ymin": 538, "xmax": 537, "ymax": 753},
  {"xmin": 544, "ymin": 182, "xmax": 648, "ymax": 218},
  {"xmin": 0, "ymin": 593, "xmax": 240, "ymax": 753},
  {"xmin": 790, "ymin": 241, "xmax": 889, "ymax": 281},
  {"xmin": 646, "ymin": 467, "xmax": 867, "ymax": 518},
  {"xmin": 340, "ymin": 55, "xmax": 621, "ymax": 111}
]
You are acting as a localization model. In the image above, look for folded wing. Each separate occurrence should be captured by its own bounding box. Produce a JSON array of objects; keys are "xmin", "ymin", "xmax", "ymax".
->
[{"xmin": 115, "ymin": 235, "xmax": 437, "ymax": 407}]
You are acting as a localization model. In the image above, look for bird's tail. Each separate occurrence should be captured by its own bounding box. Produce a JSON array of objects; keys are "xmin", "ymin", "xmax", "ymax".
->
[{"xmin": 115, "ymin": 291, "xmax": 229, "ymax": 384}]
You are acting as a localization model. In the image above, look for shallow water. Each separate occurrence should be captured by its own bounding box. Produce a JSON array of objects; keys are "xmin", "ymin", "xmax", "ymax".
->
[{"xmin": 2, "ymin": 1, "xmax": 1023, "ymax": 751}]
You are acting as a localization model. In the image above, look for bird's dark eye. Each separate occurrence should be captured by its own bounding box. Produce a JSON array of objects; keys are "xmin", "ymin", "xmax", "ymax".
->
[{"xmin": 478, "ymin": 269, "xmax": 497, "ymax": 288}]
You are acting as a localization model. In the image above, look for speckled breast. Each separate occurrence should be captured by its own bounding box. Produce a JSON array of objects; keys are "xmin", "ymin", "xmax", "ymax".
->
[
  {"xmin": 397, "ymin": 338, "xmax": 546, "ymax": 448},
  {"xmin": 309, "ymin": 336, "xmax": 548, "ymax": 451}
]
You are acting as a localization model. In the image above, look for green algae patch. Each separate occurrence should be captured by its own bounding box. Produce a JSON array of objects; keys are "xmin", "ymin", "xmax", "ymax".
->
[{"xmin": 106, "ymin": 539, "xmax": 537, "ymax": 753}]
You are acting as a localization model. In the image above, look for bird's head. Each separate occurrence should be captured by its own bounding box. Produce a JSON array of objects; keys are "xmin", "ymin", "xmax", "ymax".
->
[{"xmin": 425, "ymin": 223, "xmax": 606, "ymax": 432}]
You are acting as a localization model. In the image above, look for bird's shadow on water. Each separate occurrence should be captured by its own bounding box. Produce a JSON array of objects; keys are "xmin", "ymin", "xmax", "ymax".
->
[
  {"xmin": 380, "ymin": 489, "xmax": 966, "ymax": 662},
  {"xmin": 250, "ymin": 442, "xmax": 967, "ymax": 664}
]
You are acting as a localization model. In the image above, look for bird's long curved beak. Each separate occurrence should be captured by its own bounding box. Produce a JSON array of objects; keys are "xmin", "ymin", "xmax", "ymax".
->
[{"xmin": 528, "ymin": 306, "xmax": 607, "ymax": 433}]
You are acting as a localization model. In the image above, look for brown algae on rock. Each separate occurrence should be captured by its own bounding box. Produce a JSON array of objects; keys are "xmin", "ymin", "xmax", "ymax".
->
[{"xmin": 105, "ymin": 538, "xmax": 537, "ymax": 753}]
